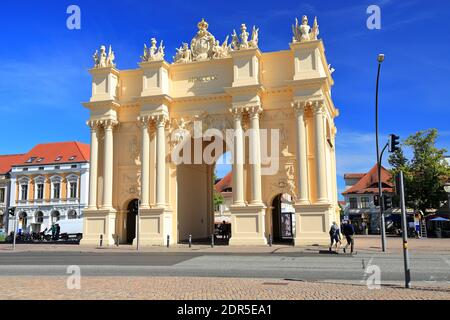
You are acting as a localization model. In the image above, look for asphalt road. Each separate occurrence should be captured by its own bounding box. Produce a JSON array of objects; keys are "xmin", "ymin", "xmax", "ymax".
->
[{"xmin": 0, "ymin": 251, "xmax": 449, "ymax": 283}]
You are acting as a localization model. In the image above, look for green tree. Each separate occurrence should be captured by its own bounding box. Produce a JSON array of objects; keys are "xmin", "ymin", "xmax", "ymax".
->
[
  {"xmin": 388, "ymin": 129, "xmax": 450, "ymax": 214},
  {"xmin": 213, "ymin": 171, "xmax": 224, "ymax": 209}
]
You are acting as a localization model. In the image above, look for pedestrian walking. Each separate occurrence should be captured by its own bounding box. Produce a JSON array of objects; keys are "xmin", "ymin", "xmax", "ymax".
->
[
  {"xmin": 328, "ymin": 222, "xmax": 341, "ymax": 252},
  {"xmin": 342, "ymin": 220, "xmax": 355, "ymax": 254}
]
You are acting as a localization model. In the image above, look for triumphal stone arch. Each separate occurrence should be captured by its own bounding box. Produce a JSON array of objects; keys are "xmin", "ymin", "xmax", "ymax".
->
[{"xmin": 81, "ymin": 16, "xmax": 340, "ymax": 247}]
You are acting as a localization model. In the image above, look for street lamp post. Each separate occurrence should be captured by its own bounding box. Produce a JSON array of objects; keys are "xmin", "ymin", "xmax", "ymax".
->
[{"xmin": 375, "ymin": 53, "xmax": 387, "ymax": 252}]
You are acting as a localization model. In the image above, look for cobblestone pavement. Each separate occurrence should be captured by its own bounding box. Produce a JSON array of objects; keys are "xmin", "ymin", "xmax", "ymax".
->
[
  {"xmin": 0, "ymin": 277, "xmax": 449, "ymax": 300},
  {"xmin": 1, "ymin": 236, "xmax": 449, "ymax": 254}
]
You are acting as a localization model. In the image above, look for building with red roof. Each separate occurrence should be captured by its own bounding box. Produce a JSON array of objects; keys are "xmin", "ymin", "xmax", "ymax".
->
[
  {"xmin": 7, "ymin": 142, "xmax": 90, "ymax": 234},
  {"xmin": 214, "ymin": 171, "xmax": 233, "ymax": 224},
  {"xmin": 341, "ymin": 164, "xmax": 395, "ymax": 234},
  {"xmin": 0, "ymin": 154, "xmax": 25, "ymax": 229}
]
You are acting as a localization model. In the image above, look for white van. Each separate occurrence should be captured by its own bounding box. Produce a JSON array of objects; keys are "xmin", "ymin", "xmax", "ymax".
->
[
  {"xmin": 59, "ymin": 219, "xmax": 83, "ymax": 240},
  {"xmin": 44, "ymin": 219, "xmax": 83, "ymax": 241}
]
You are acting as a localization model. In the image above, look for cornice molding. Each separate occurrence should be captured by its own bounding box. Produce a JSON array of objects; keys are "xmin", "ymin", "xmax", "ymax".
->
[
  {"xmin": 224, "ymin": 84, "xmax": 265, "ymax": 96},
  {"xmin": 82, "ymin": 100, "xmax": 120, "ymax": 110}
]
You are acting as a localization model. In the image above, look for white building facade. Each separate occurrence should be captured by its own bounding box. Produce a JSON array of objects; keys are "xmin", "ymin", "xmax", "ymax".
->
[{"xmin": 8, "ymin": 142, "xmax": 90, "ymax": 233}]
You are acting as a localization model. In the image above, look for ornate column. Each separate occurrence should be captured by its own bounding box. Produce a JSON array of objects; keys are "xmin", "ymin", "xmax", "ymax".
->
[
  {"xmin": 139, "ymin": 116, "xmax": 150, "ymax": 209},
  {"xmin": 155, "ymin": 115, "xmax": 168, "ymax": 207},
  {"xmin": 101, "ymin": 119, "xmax": 118, "ymax": 209},
  {"xmin": 313, "ymin": 101, "xmax": 328, "ymax": 203},
  {"xmin": 249, "ymin": 106, "xmax": 263, "ymax": 204},
  {"xmin": 231, "ymin": 108, "xmax": 245, "ymax": 206},
  {"xmin": 87, "ymin": 121, "xmax": 99, "ymax": 209},
  {"xmin": 293, "ymin": 101, "xmax": 309, "ymax": 204}
]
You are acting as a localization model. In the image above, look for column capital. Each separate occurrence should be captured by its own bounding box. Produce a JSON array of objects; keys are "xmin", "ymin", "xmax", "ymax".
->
[
  {"xmin": 138, "ymin": 115, "xmax": 151, "ymax": 128},
  {"xmin": 229, "ymin": 107, "xmax": 245, "ymax": 120},
  {"xmin": 247, "ymin": 105, "xmax": 263, "ymax": 119},
  {"xmin": 153, "ymin": 114, "xmax": 169, "ymax": 127},
  {"xmin": 311, "ymin": 100, "xmax": 325, "ymax": 115},
  {"xmin": 86, "ymin": 120, "xmax": 102, "ymax": 131},
  {"xmin": 100, "ymin": 119, "xmax": 119, "ymax": 130},
  {"xmin": 292, "ymin": 100, "xmax": 308, "ymax": 116}
]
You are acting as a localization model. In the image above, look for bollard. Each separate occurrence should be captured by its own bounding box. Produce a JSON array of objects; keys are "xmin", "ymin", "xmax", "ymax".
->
[
  {"xmin": 269, "ymin": 234, "xmax": 272, "ymax": 247},
  {"xmin": 167, "ymin": 235, "xmax": 170, "ymax": 248},
  {"xmin": 99, "ymin": 234, "xmax": 103, "ymax": 247},
  {"xmin": 211, "ymin": 234, "xmax": 214, "ymax": 248},
  {"xmin": 189, "ymin": 235, "xmax": 192, "ymax": 248},
  {"xmin": 116, "ymin": 234, "xmax": 119, "ymax": 247}
]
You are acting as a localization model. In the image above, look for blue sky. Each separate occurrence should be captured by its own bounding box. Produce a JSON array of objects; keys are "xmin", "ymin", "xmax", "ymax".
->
[{"xmin": 0, "ymin": 0, "xmax": 449, "ymax": 199}]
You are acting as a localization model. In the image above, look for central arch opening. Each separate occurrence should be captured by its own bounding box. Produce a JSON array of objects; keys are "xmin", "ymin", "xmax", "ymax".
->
[{"xmin": 176, "ymin": 136, "xmax": 229, "ymax": 244}]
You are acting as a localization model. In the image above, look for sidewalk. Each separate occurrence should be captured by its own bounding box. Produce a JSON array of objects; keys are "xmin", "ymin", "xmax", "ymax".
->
[
  {"xmin": 1, "ymin": 276, "xmax": 449, "ymax": 300},
  {"xmin": 1, "ymin": 236, "xmax": 449, "ymax": 254}
]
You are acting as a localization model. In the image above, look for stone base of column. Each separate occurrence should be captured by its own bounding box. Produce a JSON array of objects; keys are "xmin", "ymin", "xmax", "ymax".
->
[
  {"xmin": 229, "ymin": 204, "xmax": 267, "ymax": 246},
  {"xmin": 134, "ymin": 207, "xmax": 174, "ymax": 246},
  {"xmin": 293, "ymin": 203, "xmax": 333, "ymax": 246},
  {"xmin": 80, "ymin": 208, "xmax": 117, "ymax": 246}
]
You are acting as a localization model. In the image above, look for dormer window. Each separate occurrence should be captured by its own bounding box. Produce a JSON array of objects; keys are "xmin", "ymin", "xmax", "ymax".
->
[
  {"xmin": 36, "ymin": 158, "xmax": 44, "ymax": 163},
  {"xmin": 68, "ymin": 156, "xmax": 77, "ymax": 161},
  {"xmin": 55, "ymin": 156, "xmax": 63, "ymax": 162},
  {"xmin": 26, "ymin": 157, "xmax": 37, "ymax": 163}
]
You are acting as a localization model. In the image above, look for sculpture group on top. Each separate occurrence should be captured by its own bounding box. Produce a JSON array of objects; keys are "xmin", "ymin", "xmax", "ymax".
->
[
  {"xmin": 93, "ymin": 45, "xmax": 116, "ymax": 68},
  {"xmin": 231, "ymin": 24, "xmax": 259, "ymax": 50},
  {"xmin": 292, "ymin": 15, "xmax": 319, "ymax": 43},
  {"xmin": 141, "ymin": 38, "xmax": 165, "ymax": 62},
  {"xmin": 91, "ymin": 15, "xmax": 322, "ymax": 68},
  {"xmin": 173, "ymin": 19, "xmax": 259, "ymax": 64}
]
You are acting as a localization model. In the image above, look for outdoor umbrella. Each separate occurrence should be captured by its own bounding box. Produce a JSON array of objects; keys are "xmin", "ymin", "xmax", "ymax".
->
[
  {"xmin": 430, "ymin": 217, "xmax": 450, "ymax": 238},
  {"xmin": 430, "ymin": 217, "xmax": 450, "ymax": 222}
]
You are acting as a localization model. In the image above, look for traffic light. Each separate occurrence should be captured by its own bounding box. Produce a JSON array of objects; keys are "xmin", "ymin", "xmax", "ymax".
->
[
  {"xmin": 374, "ymin": 195, "xmax": 380, "ymax": 206},
  {"xmin": 384, "ymin": 196, "xmax": 393, "ymax": 209},
  {"xmin": 389, "ymin": 134, "xmax": 400, "ymax": 153},
  {"xmin": 8, "ymin": 207, "xmax": 15, "ymax": 216}
]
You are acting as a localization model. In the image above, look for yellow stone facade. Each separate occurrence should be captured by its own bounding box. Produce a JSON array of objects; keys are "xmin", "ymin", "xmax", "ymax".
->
[{"xmin": 81, "ymin": 18, "xmax": 340, "ymax": 247}]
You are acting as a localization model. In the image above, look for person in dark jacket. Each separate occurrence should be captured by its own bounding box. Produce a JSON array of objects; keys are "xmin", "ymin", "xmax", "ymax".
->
[
  {"xmin": 328, "ymin": 222, "xmax": 341, "ymax": 252},
  {"xmin": 50, "ymin": 224, "xmax": 56, "ymax": 240},
  {"xmin": 55, "ymin": 224, "xmax": 61, "ymax": 241},
  {"xmin": 342, "ymin": 221, "xmax": 355, "ymax": 253}
]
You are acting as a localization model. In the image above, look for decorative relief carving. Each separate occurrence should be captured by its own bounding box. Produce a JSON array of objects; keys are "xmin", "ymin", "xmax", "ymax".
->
[
  {"xmin": 292, "ymin": 15, "xmax": 319, "ymax": 43},
  {"xmin": 170, "ymin": 117, "xmax": 196, "ymax": 147},
  {"xmin": 93, "ymin": 45, "xmax": 116, "ymax": 68},
  {"xmin": 128, "ymin": 135, "xmax": 140, "ymax": 165},
  {"xmin": 263, "ymin": 109, "xmax": 294, "ymax": 122},
  {"xmin": 202, "ymin": 113, "xmax": 233, "ymax": 133},
  {"xmin": 141, "ymin": 38, "xmax": 165, "ymax": 62},
  {"xmin": 268, "ymin": 159, "xmax": 297, "ymax": 199},
  {"xmin": 119, "ymin": 172, "xmax": 141, "ymax": 199}
]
